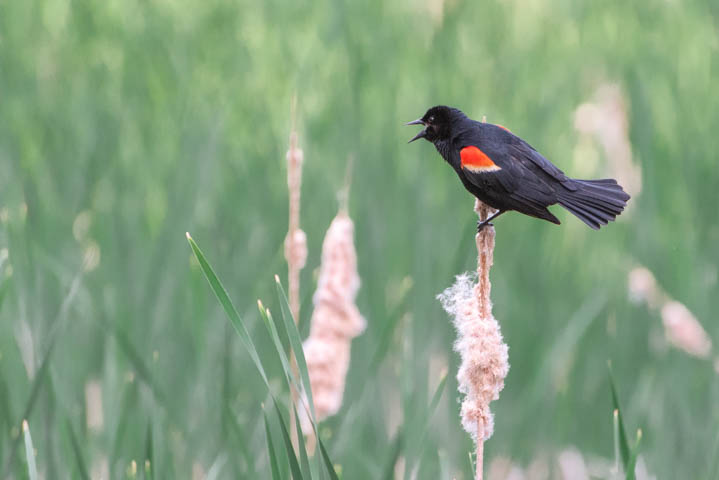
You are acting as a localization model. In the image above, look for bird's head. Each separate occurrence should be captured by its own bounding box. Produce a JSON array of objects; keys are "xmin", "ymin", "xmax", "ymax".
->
[{"xmin": 406, "ymin": 105, "xmax": 464, "ymax": 144}]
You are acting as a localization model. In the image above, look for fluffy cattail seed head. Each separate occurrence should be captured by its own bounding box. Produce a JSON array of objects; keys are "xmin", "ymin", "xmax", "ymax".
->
[
  {"xmin": 300, "ymin": 211, "xmax": 365, "ymax": 433},
  {"xmin": 438, "ymin": 200, "xmax": 509, "ymax": 442}
]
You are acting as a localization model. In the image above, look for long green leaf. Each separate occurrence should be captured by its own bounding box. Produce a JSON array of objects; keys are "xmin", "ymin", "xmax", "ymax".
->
[
  {"xmin": 381, "ymin": 429, "xmax": 403, "ymax": 480},
  {"xmin": 110, "ymin": 324, "xmax": 167, "ymax": 406},
  {"xmin": 66, "ymin": 421, "xmax": 90, "ymax": 480},
  {"xmin": 427, "ymin": 374, "xmax": 448, "ymax": 420},
  {"xmin": 1, "ymin": 340, "xmax": 56, "ymax": 476},
  {"xmin": 0, "ymin": 371, "xmax": 11, "ymax": 436},
  {"xmin": 292, "ymin": 402, "xmax": 313, "ymax": 479},
  {"xmin": 705, "ymin": 425, "xmax": 719, "ymax": 479},
  {"xmin": 612, "ymin": 409, "xmax": 621, "ymax": 476},
  {"xmin": 186, "ymin": 233, "xmax": 269, "ymax": 386},
  {"xmin": 188, "ymin": 235, "xmax": 341, "ymax": 479},
  {"xmin": 273, "ymin": 277, "xmax": 317, "ymax": 422},
  {"xmin": 2, "ymin": 275, "xmax": 81, "ymax": 477},
  {"xmin": 263, "ymin": 409, "xmax": 283, "ymax": 480},
  {"xmin": 0, "ymin": 276, "xmax": 10, "ymax": 314},
  {"xmin": 272, "ymin": 401, "xmax": 304, "ymax": 480},
  {"xmin": 224, "ymin": 404, "xmax": 257, "ymax": 474},
  {"xmin": 626, "ymin": 429, "xmax": 642, "ymax": 480},
  {"xmin": 22, "ymin": 420, "xmax": 38, "ymax": 480},
  {"xmin": 420, "ymin": 373, "xmax": 448, "ymax": 445},
  {"xmin": 316, "ymin": 434, "xmax": 340, "ymax": 480},
  {"xmin": 145, "ymin": 421, "xmax": 154, "ymax": 480},
  {"xmin": 145, "ymin": 459, "xmax": 153, "ymax": 480},
  {"xmin": 608, "ymin": 363, "xmax": 631, "ymax": 470},
  {"xmin": 258, "ymin": 303, "xmax": 313, "ymax": 478},
  {"xmin": 404, "ymin": 372, "xmax": 448, "ymax": 477},
  {"xmin": 257, "ymin": 302, "xmax": 298, "ymax": 393},
  {"xmin": 275, "ymin": 278, "xmax": 340, "ymax": 479},
  {"xmin": 108, "ymin": 379, "xmax": 140, "ymax": 466}
]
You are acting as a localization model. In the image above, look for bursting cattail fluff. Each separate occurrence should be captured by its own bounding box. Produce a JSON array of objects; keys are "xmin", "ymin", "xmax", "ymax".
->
[
  {"xmin": 438, "ymin": 201, "xmax": 509, "ymax": 443},
  {"xmin": 300, "ymin": 211, "xmax": 365, "ymax": 433}
]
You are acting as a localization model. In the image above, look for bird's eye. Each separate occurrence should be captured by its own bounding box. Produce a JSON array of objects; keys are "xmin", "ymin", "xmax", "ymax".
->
[{"xmin": 428, "ymin": 115, "xmax": 435, "ymax": 123}]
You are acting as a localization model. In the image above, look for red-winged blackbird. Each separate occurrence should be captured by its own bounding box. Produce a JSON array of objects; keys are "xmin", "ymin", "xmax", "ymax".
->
[{"xmin": 407, "ymin": 106, "xmax": 630, "ymax": 231}]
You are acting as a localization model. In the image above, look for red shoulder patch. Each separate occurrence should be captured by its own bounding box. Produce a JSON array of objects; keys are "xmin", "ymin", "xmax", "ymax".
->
[
  {"xmin": 460, "ymin": 146, "xmax": 501, "ymax": 172},
  {"xmin": 497, "ymin": 124, "xmax": 510, "ymax": 132}
]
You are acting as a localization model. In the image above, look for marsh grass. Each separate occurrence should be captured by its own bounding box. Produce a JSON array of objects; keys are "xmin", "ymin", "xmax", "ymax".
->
[
  {"xmin": 187, "ymin": 232, "xmax": 338, "ymax": 479},
  {"xmin": 1, "ymin": 0, "xmax": 718, "ymax": 477},
  {"xmin": 609, "ymin": 365, "xmax": 643, "ymax": 480}
]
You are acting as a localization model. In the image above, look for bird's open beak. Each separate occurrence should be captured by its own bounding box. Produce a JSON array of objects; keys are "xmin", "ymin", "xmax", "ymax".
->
[
  {"xmin": 406, "ymin": 118, "xmax": 426, "ymax": 143},
  {"xmin": 407, "ymin": 130, "xmax": 426, "ymax": 143}
]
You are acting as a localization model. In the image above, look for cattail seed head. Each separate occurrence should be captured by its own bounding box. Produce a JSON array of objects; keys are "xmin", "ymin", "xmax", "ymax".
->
[
  {"xmin": 300, "ymin": 211, "xmax": 365, "ymax": 433},
  {"xmin": 438, "ymin": 201, "xmax": 509, "ymax": 443}
]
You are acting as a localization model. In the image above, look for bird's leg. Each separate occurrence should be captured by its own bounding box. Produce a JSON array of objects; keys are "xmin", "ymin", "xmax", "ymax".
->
[{"xmin": 477, "ymin": 210, "xmax": 506, "ymax": 232}]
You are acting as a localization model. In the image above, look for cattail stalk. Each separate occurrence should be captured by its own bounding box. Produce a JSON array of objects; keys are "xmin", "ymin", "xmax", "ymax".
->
[
  {"xmin": 285, "ymin": 128, "xmax": 307, "ymax": 324},
  {"xmin": 438, "ymin": 199, "xmax": 510, "ymax": 480},
  {"xmin": 284, "ymin": 103, "xmax": 307, "ymax": 450}
]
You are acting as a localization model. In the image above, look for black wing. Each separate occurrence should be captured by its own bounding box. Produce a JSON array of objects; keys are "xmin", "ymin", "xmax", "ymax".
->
[
  {"xmin": 457, "ymin": 122, "xmax": 576, "ymax": 188},
  {"xmin": 454, "ymin": 124, "xmax": 569, "ymax": 215},
  {"xmin": 507, "ymin": 139, "xmax": 577, "ymax": 192}
]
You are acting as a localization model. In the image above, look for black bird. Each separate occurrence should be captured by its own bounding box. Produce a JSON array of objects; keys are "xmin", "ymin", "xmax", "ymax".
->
[{"xmin": 407, "ymin": 106, "xmax": 630, "ymax": 231}]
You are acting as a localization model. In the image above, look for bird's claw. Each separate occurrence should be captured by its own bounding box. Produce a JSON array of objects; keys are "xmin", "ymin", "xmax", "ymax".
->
[{"xmin": 476, "ymin": 220, "xmax": 493, "ymax": 233}]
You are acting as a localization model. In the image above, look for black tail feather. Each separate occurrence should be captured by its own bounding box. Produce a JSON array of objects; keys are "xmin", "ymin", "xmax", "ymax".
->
[{"xmin": 557, "ymin": 179, "xmax": 630, "ymax": 230}]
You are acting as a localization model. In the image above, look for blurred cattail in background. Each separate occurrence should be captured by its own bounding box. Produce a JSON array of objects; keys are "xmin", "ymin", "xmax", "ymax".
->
[
  {"xmin": 482, "ymin": 446, "xmax": 656, "ymax": 480},
  {"xmin": 661, "ymin": 301, "xmax": 712, "ymax": 359},
  {"xmin": 85, "ymin": 380, "xmax": 104, "ymax": 432},
  {"xmin": 486, "ymin": 456, "xmax": 526, "ymax": 480},
  {"xmin": 628, "ymin": 266, "xmax": 713, "ymax": 360},
  {"xmin": 438, "ymin": 200, "xmax": 510, "ymax": 480},
  {"xmin": 299, "ymin": 209, "xmax": 366, "ymax": 434},
  {"xmin": 628, "ymin": 266, "xmax": 664, "ymax": 309},
  {"xmin": 283, "ymin": 103, "xmax": 308, "ymax": 450},
  {"xmin": 574, "ymin": 83, "xmax": 642, "ymax": 200}
]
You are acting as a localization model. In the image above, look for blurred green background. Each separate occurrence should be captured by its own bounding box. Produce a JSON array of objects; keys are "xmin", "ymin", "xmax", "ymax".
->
[{"xmin": 1, "ymin": 0, "xmax": 718, "ymax": 478}]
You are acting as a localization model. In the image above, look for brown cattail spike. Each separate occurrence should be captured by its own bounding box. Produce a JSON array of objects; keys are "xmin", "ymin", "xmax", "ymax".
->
[{"xmin": 285, "ymin": 128, "xmax": 307, "ymax": 323}]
